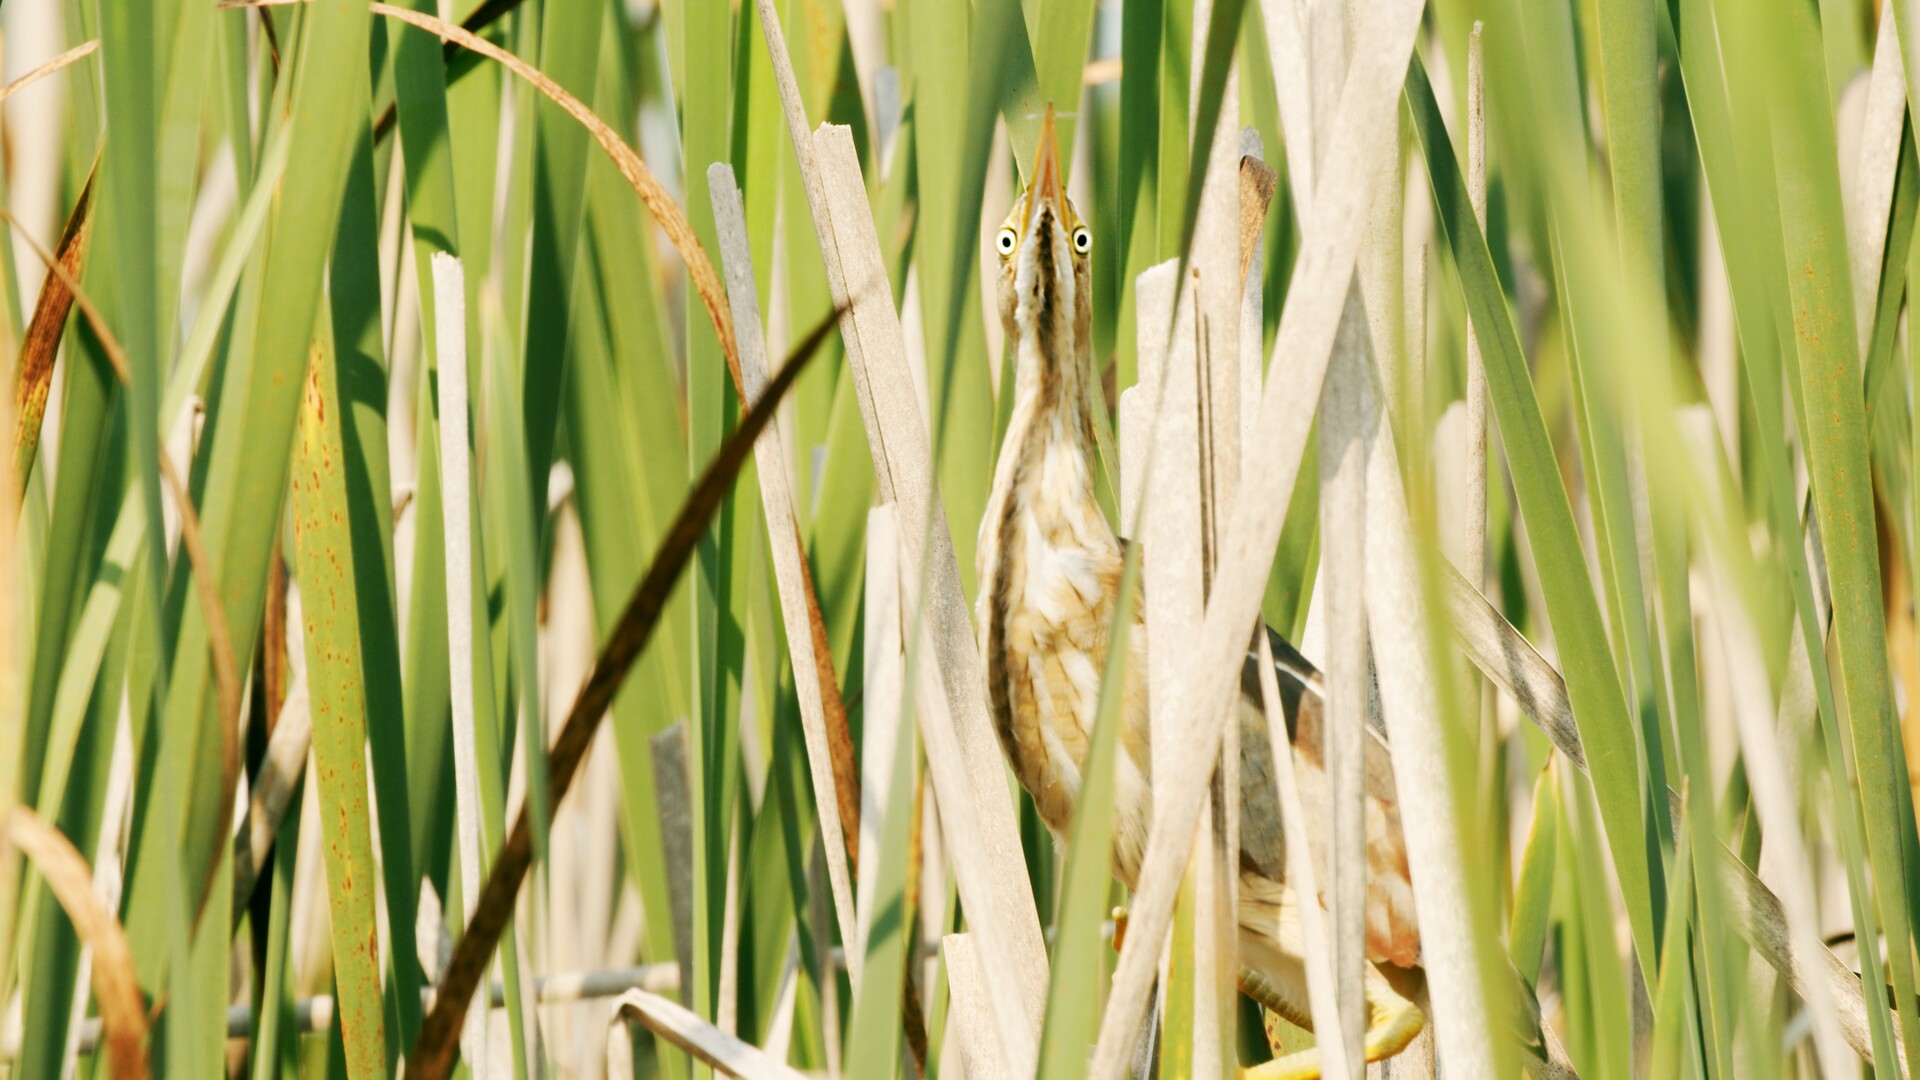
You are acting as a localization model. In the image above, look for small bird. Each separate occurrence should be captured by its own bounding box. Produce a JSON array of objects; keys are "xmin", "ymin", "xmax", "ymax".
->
[{"xmin": 975, "ymin": 106, "xmax": 1426, "ymax": 1077}]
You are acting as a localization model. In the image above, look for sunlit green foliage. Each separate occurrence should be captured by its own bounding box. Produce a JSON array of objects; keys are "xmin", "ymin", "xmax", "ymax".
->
[{"xmin": 2, "ymin": 0, "xmax": 1916, "ymax": 1075}]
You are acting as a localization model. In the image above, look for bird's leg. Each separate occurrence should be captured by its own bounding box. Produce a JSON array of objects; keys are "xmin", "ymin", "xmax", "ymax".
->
[
  {"xmin": 1110, "ymin": 908, "xmax": 1425, "ymax": 1076},
  {"xmin": 1240, "ymin": 968, "xmax": 1425, "ymax": 1079},
  {"xmin": 1114, "ymin": 908, "xmax": 1309, "ymax": 1027}
]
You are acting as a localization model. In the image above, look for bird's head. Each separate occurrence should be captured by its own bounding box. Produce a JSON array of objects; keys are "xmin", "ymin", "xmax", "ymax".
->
[{"xmin": 993, "ymin": 105, "xmax": 1092, "ymax": 395}]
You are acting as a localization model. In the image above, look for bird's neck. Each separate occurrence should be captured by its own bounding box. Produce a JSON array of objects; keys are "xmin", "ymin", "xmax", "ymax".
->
[
  {"xmin": 1007, "ymin": 328, "xmax": 1097, "ymax": 440},
  {"xmin": 976, "ymin": 338, "xmax": 1120, "ymax": 836},
  {"xmin": 994, "ymin": 338, "xmax": 1105, "ymax": 542}
]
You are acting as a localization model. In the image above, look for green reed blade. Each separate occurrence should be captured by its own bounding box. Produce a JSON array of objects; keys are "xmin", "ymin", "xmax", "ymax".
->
[
  {"xmin": 1752, "ymin": 5, "xmax": 1920, "ymax": 1065},
  {"xmin": 328, "ymin": 110, "xmax": 422, "ymax": 1060},
  {"xmin": 119, "ymin": 0, "xmax": 375, "ymax": 1021},
  {"xmin": 1666, "ymin": 0, "xmax": 1900, "ymax": 1061},
  {"xmin": 1409, "ymin": 51, "xmax": 1660, "ymax": 969},
  {"xmin": 844, "ymin": 724, "xmax": 917, "ymax": 1080},
  {"xmin": 291, "ymin": 331, "xmax": 393, "ymax": 1080}
]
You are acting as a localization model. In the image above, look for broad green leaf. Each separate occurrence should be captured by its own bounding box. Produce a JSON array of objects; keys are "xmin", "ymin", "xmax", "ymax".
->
[
  {"xmin": 247, "ymin": 779, "xmax": 304, "ymax": 1080},
  {"xmin": 1114, "ymin": 0, "xmax": 1162, "ymax": 392},
  {"xmin": 522, "ymin": 0, "xmax": 602, "ymax": 510},
  {"xmin": 1755, "ymin": 5, "xmax": 1920, "ymax": 1064},
  {"xmin": 290, "ymin": 337, "xmax": 391, "ymax": 1080},
  {"xmin": 383, "ymin": 0, "xmax": 468, "ymax": 908},
  {"xmin": 1408, "ymin": 51, "xmax": 1659, "ymax": 971},
  {"xmin": 1031, "ymin": 0, "xmax": 1100, "ymax": 166},
  {"xmin": 328, "ymin": 103, "xmax": 423, "ymax": 1060},
  {"xmin": 1646, "ymin": 795, "xmax": 1697, "ymax": 1078},
  {"xmin": 1508, "ymin": 759, "xmax": 1559, "ymax": 985},
  {"xmin": 1580, "ymin": 0, "xmax": 1681, "ymax": 893},
  {"xmin": 844, "ymin": 720, "xmax": 918, "ymax": 1079},
  {"xmin": 569, "ymin": 149, "xmax": 687, "ymax": 993},
  {"xmin": 672, "ymin": 0, "xmax": 748, "ymax": 1047},
  {"xmin": 1173, "ymin": 0, "xmax": 1246, "ymax": 256},
  {"xmin": 1154, "ymin": 0, "xmax": 1189, "ymax": 261},
  {"xmin": 120, "ymin": 0, "xmax": 376, "ymax": 1022},
  {"xmin": 908, "ymin": 0, "xmax": 1000, "ymax": 595}
]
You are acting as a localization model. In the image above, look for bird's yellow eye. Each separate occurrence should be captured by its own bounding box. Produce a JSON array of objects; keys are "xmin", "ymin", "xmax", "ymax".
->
[
  {"xmin": 996, "ymin": 228, "xmax": 1018, "ymax": 255},
  {"xmin": 1072, "ymin": 227, "xmax": 1091, "ymax": 254}
]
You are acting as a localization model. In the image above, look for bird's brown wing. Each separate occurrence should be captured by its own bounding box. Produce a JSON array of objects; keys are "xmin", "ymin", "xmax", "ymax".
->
[
  {"xmin": 1241, "ymin": 624, "xmax": 1421, "ymax": 968},
  {"xmin": 1111, "ymin": 535, "xmax": 1418, "ymax": 963},
  {"xmin": 1241, "ymin": 624, "xmax": 1399, "ymax": 805}
]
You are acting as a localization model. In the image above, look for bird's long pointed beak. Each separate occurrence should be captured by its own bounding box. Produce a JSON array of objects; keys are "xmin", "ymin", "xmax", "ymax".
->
[{"xmin": 1021, "ymin": 105, "xmax": 1066, "ymax": 234}]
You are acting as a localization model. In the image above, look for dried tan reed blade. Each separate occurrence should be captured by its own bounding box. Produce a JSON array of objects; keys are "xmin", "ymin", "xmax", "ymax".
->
[{"xmin": 7, "ymin": 809, "xmax": 148, "ymax": 1079}]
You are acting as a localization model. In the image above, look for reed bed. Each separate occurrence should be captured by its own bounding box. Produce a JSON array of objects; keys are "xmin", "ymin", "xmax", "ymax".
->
[{"xmin": 2, "ymin": 0, "xmax": 1917, "ymax": 1076}]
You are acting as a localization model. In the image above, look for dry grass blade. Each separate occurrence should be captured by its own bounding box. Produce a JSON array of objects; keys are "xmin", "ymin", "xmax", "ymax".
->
[
  {"xmin": 1186, "ymin": 15, "xmax": 1248, "ymax": 1059},
  {"xmin": 1442, "ymin": 568, "xmax": 1587, "ymax": 772},
  {"xmin": 407, "ymin": 308, "xmax": 842, "ymax": 1080},
  {"xmin": 429, "ymin": 250, "xmax": 489, "ymax": 1072},
  {"xmin": 608, "ymin": 990, "xmax": 809, "ymax": 1080},
  {"xmin": 3, "ymin": 202, "xmax": 246, "ymax": 940},
  {"xmin": 941, "ymin": 933, "xmax": 1009, "ymax": 1075},
  {"xmin": 1239, "ymin": 156, "xmax": 1278, "ymax": 285},
  {"xmin": 11, "ymin": 167, "xmax": 95, "ymax": 491},
  {"xmin": 1847, "ymin": 10, "xmax": 1906, "ymax": 342},
  {"xmin": 1087, "ymin": 1, "xmax": 1427, "ymax": 1069},
  {"xmin": 1317, "ymin": 290, "xmax": 1371, "ymax": 1073},
  {"xmin": 1360, "ymin": 351, "xmax": 1496, "ymax": 1073},
  {"xmin": 370, "ymin": 2, "xmax": 740, "ymax": 390},
  {"xmin": 6, "ymin": 808, "xmax": 147, "ymax": 1079},
  {"xmin": 775, "ymin": 0, "xmax": 1060, "ymax": 1028},
  {"xmin": 1137, "ymin": 252, "xmax": 1204, "ymax": 1047},
  {"xmin": 707, "ymin": 163, "xmax": 859, "ymax": 865},
  {"xmin": 1718, "ymin": 836, "xmax": 1892, "ymax": 1063},
  {"xmin": 761, "ymin": 0, "xmax": 1054, "ymax": 1035},
  {"xmin": 805, "ymin": 551, "xmax": 861, "ymax": 875},
  {"xmin": 813, "ymin": 122, "xmax": 1050, "ymax": 1072},
  {"xmin": 0, "ymin": 39, "xmax": 99, "ymax": 106},
  {"xmin": 1710, "ymin": 576, "xmax": 1853, "ymax": 1070},
  {"xmin": 1305, "ymin": 10, "xmax": 1383, "ymax": 1048},
  {"xmin": 0, "ymin": 204, "xmax": 127, "ymax": 385},
  {"xmin": 229, "ymin": 673, "xmax": 310, "ymax": 918},
  {"xmin": 708, "ymin": 163, "xmax": 862, "ymax": 980}
]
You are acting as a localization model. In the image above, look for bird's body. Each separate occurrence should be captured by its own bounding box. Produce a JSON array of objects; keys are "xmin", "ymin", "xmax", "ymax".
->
[{"xmin": 976, "ymin": 108, "xmax": 1426, "ymax": 1077}]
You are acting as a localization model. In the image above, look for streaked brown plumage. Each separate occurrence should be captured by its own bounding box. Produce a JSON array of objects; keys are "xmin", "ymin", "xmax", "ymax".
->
[{"xmin": 975, "ymin": 107, "xmax": 1426, "ymax": 1076}]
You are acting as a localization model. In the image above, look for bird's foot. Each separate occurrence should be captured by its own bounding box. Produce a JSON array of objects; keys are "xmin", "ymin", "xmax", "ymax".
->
[
  {"xmin": 1110, "ymin": 906, "xmax": 1425, "ymax": 1078},
  {"xmin": 1240, "ymin": 972, "xmax": 1424, "ymax": 1079}
]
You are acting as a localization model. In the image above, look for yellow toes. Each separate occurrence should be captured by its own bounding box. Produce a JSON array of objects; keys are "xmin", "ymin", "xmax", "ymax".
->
[
  {"xmin": 1362, "ymin": 983, "xmax": 1424, "ymax": 1063},
  {"xmin": 1239, "ymin": 971, "xmax": 1425, "ymax": 1080},
  {"xmin": 1243, "ymin": 1049, "xmax": 1327, "ymax": 1080},
  {"xmin": 1108, "ymin": 905, "xmax": 1425, "ymax": 1080}
]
